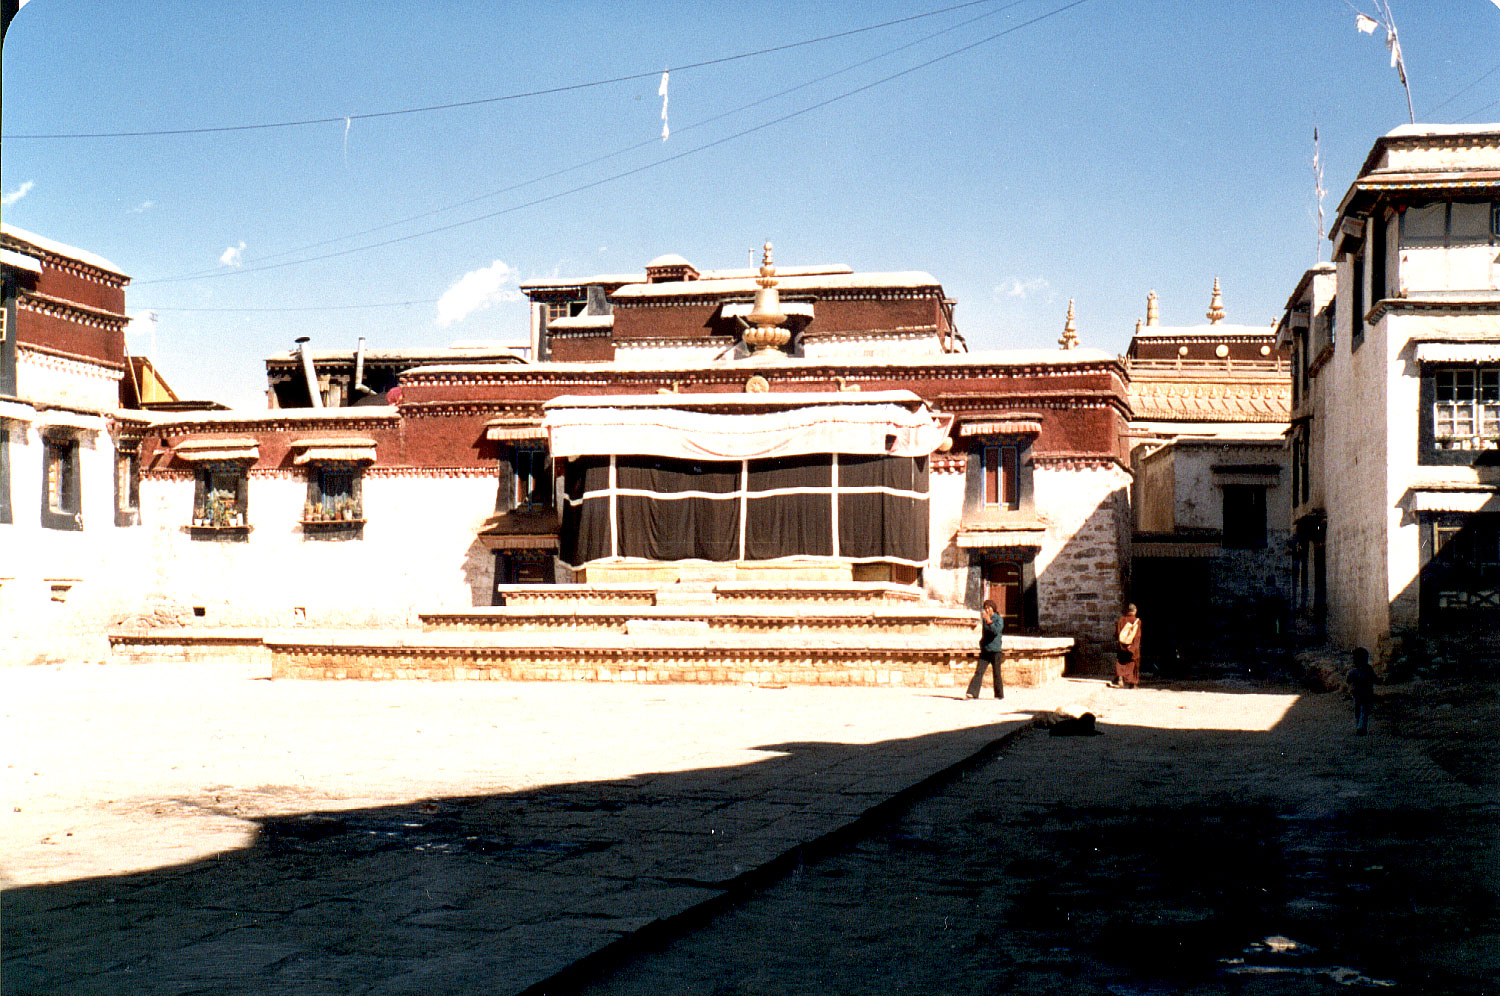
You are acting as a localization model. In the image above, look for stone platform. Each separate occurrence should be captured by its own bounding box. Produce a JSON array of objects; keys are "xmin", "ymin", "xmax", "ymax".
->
[{"xmin": 111, "ymin": 584, "xmax": 1073, "ymax": 688}]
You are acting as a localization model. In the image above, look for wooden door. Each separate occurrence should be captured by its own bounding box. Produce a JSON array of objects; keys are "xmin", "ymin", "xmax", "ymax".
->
[{"xmin": 983, "ymin": 561, "xmax": 1022, "ymax": 629}]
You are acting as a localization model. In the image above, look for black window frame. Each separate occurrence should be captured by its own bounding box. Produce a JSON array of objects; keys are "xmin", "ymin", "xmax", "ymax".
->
[
  {"xmin": 40, "ymin": 433, "xmax": 82, "ymax": 531},
  {"xmin": 115, "ymin": 447, "xmax": 141, "ymax": 527},
  {"xmin": 514, "ymin": 445, "xmax": 554, "ymax": 510},
  {"xmin": 1349, "ymin": 247, "xmax": 1365, "ymax": 352},
  {"xmin": 1221, "ymin": 484, "xmax": 1268, "ymax": 550}
]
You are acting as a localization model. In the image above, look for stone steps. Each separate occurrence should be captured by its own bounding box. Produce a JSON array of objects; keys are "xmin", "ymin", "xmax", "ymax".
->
[{"xmin": 109, "ymin": 585, "xmax": 1074, "ymax": 688}]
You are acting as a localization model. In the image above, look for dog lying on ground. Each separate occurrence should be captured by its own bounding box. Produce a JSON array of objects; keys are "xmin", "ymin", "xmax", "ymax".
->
[{"xmin": 1032, "ymin": 711, "xmax": 1102, "ymax": 736}]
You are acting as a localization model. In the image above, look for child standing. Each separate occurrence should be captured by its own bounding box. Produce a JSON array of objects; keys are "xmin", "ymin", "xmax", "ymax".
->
[{"xmin": 1347, "ymin": 647, "xmax": 1377, "ymax": 735}]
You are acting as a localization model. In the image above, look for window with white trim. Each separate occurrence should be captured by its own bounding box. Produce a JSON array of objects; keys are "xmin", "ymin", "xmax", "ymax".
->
[{"xmin": 1433, "ymin": 367, "xmax": 1500, "ymax": 452}]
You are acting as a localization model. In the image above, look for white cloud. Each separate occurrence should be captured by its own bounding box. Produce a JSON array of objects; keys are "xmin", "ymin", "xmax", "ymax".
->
[
  {"xmin": 127, "ymin": 200, "xmax": 155, "ymax": 214},
  {"xmin": 995, "ymin": 277, "xmax": 1050, "ymax": 300},
  {"xmin": 436, "ymin": 259, "xmax": 522, "ymax": 326},
  {"xmin": 2, "ymin": 181, "xmax": 35, "ymax": 206},
  {"xmin": 219, "ymin": 241, "xmax": 246, "ymax": 267}
]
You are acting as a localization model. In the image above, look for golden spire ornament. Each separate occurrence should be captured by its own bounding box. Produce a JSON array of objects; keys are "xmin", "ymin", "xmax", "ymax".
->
[
  {"xmin": 1146, "ymin": 290, "xmax": 1159, "ymax": 326},
  {"xmin": 743, "ymin": 241, "xmax": 790, "ymax": 355},
  {"xmin": 1206, "ymin": 277, "xmax": 1225, "ymax": 324},
  {"xmin": 1059, "ymin": 299, "xmax": 1078, "ymax": 350}
]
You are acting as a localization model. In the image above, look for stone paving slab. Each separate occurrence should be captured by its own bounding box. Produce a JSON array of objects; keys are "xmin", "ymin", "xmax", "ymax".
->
[
  {"xmin": 563, "ymin": 680, "xmax": 1500, "ymax": 994},
  {"xmin": 3, "ymin": 662, "xmax": 1053, "ymax": 995}
]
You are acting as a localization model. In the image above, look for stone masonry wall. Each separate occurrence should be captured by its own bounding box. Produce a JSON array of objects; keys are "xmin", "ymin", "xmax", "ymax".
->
[{"xmin": 1032, "ymin": 463, "xmax": 1132, "ymax": 666}]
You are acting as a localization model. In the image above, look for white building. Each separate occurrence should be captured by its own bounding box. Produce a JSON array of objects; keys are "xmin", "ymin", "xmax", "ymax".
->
[{"xmin": 1291, "ymin": 123, "xmax": 1500, "ymax": 656}]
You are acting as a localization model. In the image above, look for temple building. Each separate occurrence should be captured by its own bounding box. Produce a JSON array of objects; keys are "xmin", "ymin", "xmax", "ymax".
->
[
  {"xmin": 104, "ymin": 244, "xmax": 1132, "ymax": 682},
  {"xmin": 1123, "ymin": 282, "xmax": 1294, "ymax": 667},
  {"xmin": 0, "ymin": 224, "xmax": 150, "ymax": 664}
]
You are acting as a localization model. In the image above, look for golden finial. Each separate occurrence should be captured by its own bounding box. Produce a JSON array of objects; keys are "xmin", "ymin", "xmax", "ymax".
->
[
  {"xmin": 744, "ymin": 241, "xmax": 789, "ymax": 355},
  {"xmin": 1146, "ymin": 290, "xmax": 1159, "ymax": 327},
  {"xmin": 1206, "ymin": 277, "xmax": 1225, "ymax": 324},
  {"xmin": 1059, "ymin": 299, "xmax": 1078, "ymax": 350},
  {"xmin": 1134, "ymin": 317, "xmax": 1143, "ymax": 335}
]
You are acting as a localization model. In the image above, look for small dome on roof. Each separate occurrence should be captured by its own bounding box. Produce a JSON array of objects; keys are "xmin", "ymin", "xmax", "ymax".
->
[{"xmin": 646, "ymin": 253, "xmax": 693, "ymax": 268}]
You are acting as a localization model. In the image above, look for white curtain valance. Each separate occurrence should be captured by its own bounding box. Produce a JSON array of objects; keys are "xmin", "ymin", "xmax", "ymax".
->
[{"xmin": 545, "ymin": 400, "xmax": 952, "ymax": 461}]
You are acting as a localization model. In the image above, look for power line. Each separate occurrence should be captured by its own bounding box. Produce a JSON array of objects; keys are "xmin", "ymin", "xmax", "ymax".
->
[
  {"xmin": 136, "ymin": 0, "xmax": 1093, "ymax": 286},
  {"xmin": 146, "ymin": 0, "xmax": 1033, "ymax": 282},
  {"xmin": 132, "ymin": 300, "xmax": 437, "ymax": 313},
  {"xmin": 1423, "ymin": 60, "xmax": 1500, "ymax": 118},
  {"xmin": 1456, "ymin": 96, "xmax": 1500, "ymax": 122},
  {"xmin": 4, "ymin": 0, "xmax": 1011, "ymax": 140}
]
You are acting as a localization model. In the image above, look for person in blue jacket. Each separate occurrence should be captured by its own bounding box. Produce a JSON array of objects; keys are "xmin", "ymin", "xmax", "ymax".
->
[{"xmin": 966, "ymin": 599, "xmax": 1005, "ymax": 700}]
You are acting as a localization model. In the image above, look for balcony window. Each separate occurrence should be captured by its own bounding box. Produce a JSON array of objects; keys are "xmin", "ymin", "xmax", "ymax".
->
[
  {"xmin": 1434, "ymin": 368, "xmax": 1500, "ymax": 452},
  {"xmin": 1400, "ymin": 200, "xmax": 1500, "ymax": 248}
]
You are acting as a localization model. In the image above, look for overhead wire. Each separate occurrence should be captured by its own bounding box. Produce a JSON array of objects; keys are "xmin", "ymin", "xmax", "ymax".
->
[
  {"xmin": 4, "ymin": 0, "xmax": 1012, "ymax": 140},
  {"xmin": 135, "ymin": 0, "xmax": 1093, "ymax": 287},
  {"xmin": 1422, "ymin": 60, "xmax": 1500, "ymax": 118},
  {"xmin": 140, "ymin": 0, "xmax": 1034, "ymax": 284},
  {"xmin": 134, "ymin": 300, "xmax": 438, "ymax": 313}
]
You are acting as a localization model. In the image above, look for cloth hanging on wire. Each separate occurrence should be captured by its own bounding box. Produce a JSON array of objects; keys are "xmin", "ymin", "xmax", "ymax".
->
[{"xmin": 658, "ymin": 70, "xmax": 669, "ymax": 141}]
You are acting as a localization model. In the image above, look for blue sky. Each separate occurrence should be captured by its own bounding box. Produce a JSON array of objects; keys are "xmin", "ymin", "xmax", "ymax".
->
[{"xmin": 3, "ymin": 0, "xmax": 1499, "ymax": 406}]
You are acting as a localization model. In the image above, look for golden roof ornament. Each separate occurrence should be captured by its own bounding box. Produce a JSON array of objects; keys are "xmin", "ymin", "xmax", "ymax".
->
[
  {"xmin": 1135, "ymin": 317, "xmax": 1143, "ymax": 335},
  {"xmin": 1059, "ymin": 299, "xmax": 1078, "ymax": 350},
  {"xmin": 1206, "ymin": 277, "xmax": 1225, "ymax": 324},
  {"xmin": 1146, "ymin": 290, "xmax": 1159, "ymax": 326},
  {"xmin": 744, "ymin": 241, "xmax": 790, "ymax": 355}
]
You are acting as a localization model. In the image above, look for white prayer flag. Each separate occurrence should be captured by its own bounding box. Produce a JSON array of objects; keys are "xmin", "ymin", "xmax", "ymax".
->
[
  {"xmin": 1356, "ymin": 12, "xmax": 1378, "ymax": 33},
  {"xmin": 658, "ymin": 70, "xmax": 669, "ymax": 142}
]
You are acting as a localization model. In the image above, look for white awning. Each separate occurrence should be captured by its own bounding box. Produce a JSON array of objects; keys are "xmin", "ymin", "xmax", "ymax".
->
[
  {"xmin": 484, "ymin": 420, "xmax": 547, "ymax": 442},
  {"xmin": 174, "ymin": 438, "xmax": 259, "ymax": 463},
  {"xmin": 485, "ymin": 535, "xmax": 560, "ymax": 550},
  {"xmin": 955, "ymin": 526, "xmax": 1046, "ymax": 549},
  {"xmin": 290, "ymin": 437, "xmax": 376, "ymax": 465},
  {"xmin": 959, "ymin": 419, "xmax": 1042, "ymax": 437},
  {"xmin": 36, "ymin": 409, "xmax": 106, "ymax": 434},
  {"xmin": 1410, "ymin": 489, "xmax": 1500, "ymax": 513},
  {"xmin": 544, "ymin": 398, "xmax": 953, "ymax": 461},
  {"xmin": 1413, "ymin": 342, "xmax": 1500, "ymax": 364}
]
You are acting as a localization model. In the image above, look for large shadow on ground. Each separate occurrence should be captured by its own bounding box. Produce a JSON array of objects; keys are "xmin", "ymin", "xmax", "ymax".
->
[
  {"xmin": 4, "ymin": 719, "xmax": 1023, "ymax": 996},
  {"xmin": 558, "ymin": 688, "xmax": 1499, "ymax": 996},
  {"xmin": 7, "ymin": 687, "xmax": 1497, "ymax": 996}
]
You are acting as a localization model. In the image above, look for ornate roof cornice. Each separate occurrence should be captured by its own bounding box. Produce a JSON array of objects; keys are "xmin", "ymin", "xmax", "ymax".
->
[{"xmin": 17, "ymin": 291, "xmax": 129, "ymax": 330}]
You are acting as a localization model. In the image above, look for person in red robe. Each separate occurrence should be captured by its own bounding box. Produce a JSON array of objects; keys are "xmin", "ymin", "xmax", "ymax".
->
[{"xmin": 1114, "ymin": 604, "xmax": 1143, "ymax": 688}]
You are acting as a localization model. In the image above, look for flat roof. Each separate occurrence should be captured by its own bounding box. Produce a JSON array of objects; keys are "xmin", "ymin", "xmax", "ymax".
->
[
  {"xmin": 612, "ymin": 271, "xmax": 941, "ymax": 300},
  {"xmin": 0, "ymin": 223, "xmax": 128, "ymax": 278}
]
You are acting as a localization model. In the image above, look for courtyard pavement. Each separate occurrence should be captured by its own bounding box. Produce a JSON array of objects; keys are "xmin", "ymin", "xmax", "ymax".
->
[{"xmin": 3, "ymin": 664, "xmax": 1493, "ymax": 994}]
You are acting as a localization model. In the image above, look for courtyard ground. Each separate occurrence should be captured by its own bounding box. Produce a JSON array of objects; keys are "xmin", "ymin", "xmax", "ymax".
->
[{"xmin": 3, "ymin": 663, "xmax": 1495, "ymax": 994}]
